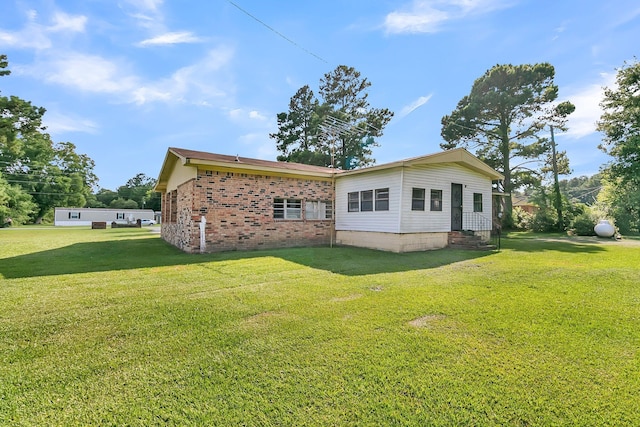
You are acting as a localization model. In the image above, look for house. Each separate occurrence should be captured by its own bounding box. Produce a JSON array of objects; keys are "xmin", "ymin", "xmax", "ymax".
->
[
  {"xmin": 154, "ymin": 147, "xmax": 504, "ymax": 253},
  {"xmin": 54, "ymin": 207, "xmax": 155, "ymax": 226},
  {"xmin": 512, "ymin": 194, "xmax": 538, "ymax": 214}
]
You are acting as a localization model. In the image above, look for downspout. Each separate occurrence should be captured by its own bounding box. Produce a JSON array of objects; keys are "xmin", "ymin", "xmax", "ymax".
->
[
  {"xmin": 331, "ymin": 173, "xmax": 335, "ymax": 248},
  {"xmin": 398, "ymin": 165, "xmax": 405, "ymax": 234}
]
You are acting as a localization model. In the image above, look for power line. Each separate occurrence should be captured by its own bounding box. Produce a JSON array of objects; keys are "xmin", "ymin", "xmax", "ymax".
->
[{"xmin": 226, "ymin": 0, "xmax": 328, "ymax": 64}]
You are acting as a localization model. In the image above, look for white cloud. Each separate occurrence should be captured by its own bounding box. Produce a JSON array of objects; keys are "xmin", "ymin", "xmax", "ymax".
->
[
  {"xmin": 49, "ymin": 11, "xmax": 87, "ymax": 33},
  {"xmin": 138, "ymin": 31, "xmax": 202, "ymax": 46},
  {"xmin": 43, "ymin": 111, "xmax": 99, "ymax": 135},
  {"xmin": 132, "ymin": 46, "xmax": 235, "ymax": 105},
  {"xmin": 228, "ymin": 108, "xmax": 268, "ymax": 123},
  {"xmin": 563, "ymin": 73, "xmax": 615, "ymax": 139},
  {"xmin": 0, "ymin": 9, "xmax": 86, "ymax": 50},
  {"xmin": 397, "ymin": 94, "xmax": 433, "ymax": 118},
  {"xmin": 41, "ymin": 53, "xmax": 138, "ymax": 94},
  {"xmin": 383, "ymin": 0, "xmax": 514, "ymax": 34}
]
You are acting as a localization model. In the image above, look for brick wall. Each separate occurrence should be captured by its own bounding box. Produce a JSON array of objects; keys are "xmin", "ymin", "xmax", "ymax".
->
[{"xmin": 161, "ymin": 169, "xmax": 334, "ymax": 253}]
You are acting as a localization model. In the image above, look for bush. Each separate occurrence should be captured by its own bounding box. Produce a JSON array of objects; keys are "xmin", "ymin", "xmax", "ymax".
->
[{"xmin": 571, "ymin": 213, "xmax": 596, "ymax": 236}]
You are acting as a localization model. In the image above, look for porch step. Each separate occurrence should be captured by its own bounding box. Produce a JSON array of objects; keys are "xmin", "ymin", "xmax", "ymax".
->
[{"xmin": 448, "ymin": 231, "xmax": 496, "ymax": 250}]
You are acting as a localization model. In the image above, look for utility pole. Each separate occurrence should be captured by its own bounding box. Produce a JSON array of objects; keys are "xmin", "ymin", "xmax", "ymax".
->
[{"xmin": 550, "ymin": 125, "xmax": 563, "ymax": 231}]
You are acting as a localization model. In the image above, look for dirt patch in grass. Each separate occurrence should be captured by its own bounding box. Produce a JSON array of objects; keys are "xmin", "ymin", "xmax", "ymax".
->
[{"xmin": 408, "ymin": 314, "xmax": 447, "ymax": 328}]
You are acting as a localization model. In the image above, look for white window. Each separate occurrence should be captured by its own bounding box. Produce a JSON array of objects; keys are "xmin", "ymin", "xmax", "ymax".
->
[
  {"xmin": 348, "ymin": 192, "xmax": 359, "ymax": 212},
  {"xmin": 69, "ymin": 211, "xmax": 81, "ymax": 219},
  {"xmin": 306, "ymin": 201, "xmax": 333, "ymax": 220},
  {"xmin": 274, "ymin": 198, "xmax": 302, "ymax": 219},
  {"xmin": 116, "ymin": 213, "xmax": 125, "ymax": 220},
  {"xmin": 412, "ymin": 188, "xmax": 425, "ymax": 211},
  {"xmin": 375, "ymin": 188, "xmax": 389, "ymax": 211},
  {"xmin": 360, "ymin": 190, "xmax": 373, "ymax": 212}
]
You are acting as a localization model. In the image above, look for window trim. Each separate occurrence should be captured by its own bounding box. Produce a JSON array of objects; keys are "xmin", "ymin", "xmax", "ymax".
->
[
  {"xmin": 305, "ymin": 200, "xmax": 333, "ymax": 220},
  {"xmin": 430, "ymin": 189, "xmax": 443, "ymax": 211},
  {"xmin": 473, "ymin": 192, "xmax": 483, "ymax": 212},
  {"xmin": 348, "ymin": 192, "xmax": 359, "ymax": 212},
  {"xmin": 274, "ymin": 198, "xmax": 302, "ymax": 220},
  {"xmin": 360, "ymin": 190, "xmax": 373, "ymax": 212},
  {"xmin": 375, "ymin": 188, "xmax": 389, "ymax": 211},
  {"xmin": 412, "ymin": 188, "xmax": 425, "ymax": 211}
]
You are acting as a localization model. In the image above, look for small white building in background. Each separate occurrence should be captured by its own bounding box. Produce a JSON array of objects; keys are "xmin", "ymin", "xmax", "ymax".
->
[{"xmin": 54, "ymin": 207, "xmax": 155, "ymax": 226}]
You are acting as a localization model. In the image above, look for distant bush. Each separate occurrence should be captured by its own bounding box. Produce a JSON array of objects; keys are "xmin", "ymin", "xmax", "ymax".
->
[{"xmin": 571, "ymin": 213, "xmax": 596, "ymax": 236}]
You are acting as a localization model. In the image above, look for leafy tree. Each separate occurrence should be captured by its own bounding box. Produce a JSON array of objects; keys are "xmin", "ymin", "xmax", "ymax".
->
[
  {"xmin": 558, "ymin": 174, "xmax": 602, "ymax": 205},
  {"xmin": 117, "ymin": 173, "xmax": 160, "ymax": 211},
  {"xmin": 272, "ymin": 85, "xmax": 329, "ymax": 166},
  {"xmin": 1, "ymin": 55, "xmax": 97, "ymax": 223},
  {"xmin": 596, "ymin": 175, "xmax": 639, "ymax": 234},
  {"xmin": 596, "ymin": 59, "xmax": 639, "ymax": 232},
  {"xmin": 272, "ymin": 65, "xmax": 393, "ymax": 170},
  {"xmin": 0, "ymin": 173, "xmax": 37, "ymax": 226},
  {"xmin": 441, "ymin": 63, "xmax": 571, "ymax": 226},
  {"xmin": 94, "ymin": 188, "xmax": 119, "ymax": 207}
]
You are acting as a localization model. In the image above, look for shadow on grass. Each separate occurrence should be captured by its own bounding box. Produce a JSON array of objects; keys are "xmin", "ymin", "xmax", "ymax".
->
[
  {"xmin": 1, "ymin": 232, "xmax": 615, "ymax": 279},
  {"xmin": 0, "ymin": 236, "xmax": 496, "ymax": 279},
  {"xmin": 501, "ymin": 233, "xmax": 608, "ymax": 253}
]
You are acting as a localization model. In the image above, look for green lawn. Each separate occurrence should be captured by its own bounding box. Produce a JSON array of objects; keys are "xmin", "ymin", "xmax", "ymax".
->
[{"xmin": 1, "ymin": 227, "xmax": 639, "ymax": 426}]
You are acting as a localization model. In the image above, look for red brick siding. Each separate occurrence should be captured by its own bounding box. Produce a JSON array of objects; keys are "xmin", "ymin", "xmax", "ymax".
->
[{"xmin": 161, "ymin": 169, "xmax": 334, "ymax": 253}]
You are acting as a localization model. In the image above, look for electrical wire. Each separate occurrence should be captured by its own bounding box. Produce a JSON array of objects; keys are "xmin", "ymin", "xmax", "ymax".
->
[{"xmin": 226, "ymin": 0, "xmax": 328, "ymax": 64}]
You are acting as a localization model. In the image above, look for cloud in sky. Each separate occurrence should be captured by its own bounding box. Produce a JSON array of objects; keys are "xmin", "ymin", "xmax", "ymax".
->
[
  {"xmin": 563, "ymin": 73, "xmax": 615, "ymax": 139},
  {"xmin": 384, "ymin": 0, "xmax": 514, "ymax": 34},
  {"xmin": 0, "ymin": 8, "xmax": 86, "ymax": 49},
  {"xmin": 397, "ymin": 94, "xmax": 433, "ymax": 119},
  {"xmin": 43, "ymin": 111, "xmax": 99, "ymax": 135},
  {"xmin": 138, "ymin": 31, "xmax": 203, "ymax": 46},
  {"xmin": 41, "ymin": 52, "xmax": 138, "ymax": 95}
]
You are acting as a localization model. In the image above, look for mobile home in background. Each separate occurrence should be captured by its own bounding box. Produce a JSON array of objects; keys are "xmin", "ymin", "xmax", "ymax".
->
[{"xmin": 54, "ymin": 208, "xmax": 156, "ymax": 226}]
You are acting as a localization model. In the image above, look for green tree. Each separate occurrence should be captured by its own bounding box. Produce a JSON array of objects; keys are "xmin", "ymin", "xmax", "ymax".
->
[
  {"xmin": 0, "ymin": 173, "xmax": 37, "ymax": 226},
  {"xmin": 117, "ymin": 173, "xmax": 159, "ymax": 211},
  {"xmin": 272, "ymin": 86, "xmax": 329, "ymax": 166},
  {"xmin": 94, "ymin": 188, "xmax": 119, "ymax": 207},
  {"xmin": 558, "ymin": 174, "xmax": 602, "ymax": 205},
  {"xmin": 1, "ymin": 55, "xmax": 97, "ymax": 222},
  {"xmin": 441, "ymin": 63, "xmax": 569, "ymax": 226},
  {"xmin": 596, "ymin": 59, "xmax": 640, "ymax": 233},
  {"xmin": 272, "ymin": 65, "xmax": 393, "ymax": 169}
]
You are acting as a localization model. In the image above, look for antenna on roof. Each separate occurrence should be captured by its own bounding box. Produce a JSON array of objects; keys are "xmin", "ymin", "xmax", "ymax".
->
[{"xmin": 235, "ymin": 154, "xmax": 240, "ymax": 162}]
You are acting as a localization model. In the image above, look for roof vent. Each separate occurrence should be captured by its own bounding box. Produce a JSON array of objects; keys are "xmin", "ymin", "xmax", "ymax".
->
[{"xmin": 235, "ymin": 154, "xmax": 240, "ymax": 162}]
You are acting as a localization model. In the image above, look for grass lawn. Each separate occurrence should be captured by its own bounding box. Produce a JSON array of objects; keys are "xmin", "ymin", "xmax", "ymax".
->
[{"xmin": 1, "ymin": 227, "xmax": 639, "ymax": 426}]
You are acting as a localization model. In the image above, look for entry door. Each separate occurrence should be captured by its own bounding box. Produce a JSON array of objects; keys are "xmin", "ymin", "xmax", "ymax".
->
[{"xmin": 451, "ymin": 183, "xmax": 463, "ymax": 231}]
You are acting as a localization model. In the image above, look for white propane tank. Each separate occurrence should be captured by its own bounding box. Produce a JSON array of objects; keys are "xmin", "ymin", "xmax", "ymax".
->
[{"xmin": 594, "ymin": 220, "xmax": 615, "ymax": 237}]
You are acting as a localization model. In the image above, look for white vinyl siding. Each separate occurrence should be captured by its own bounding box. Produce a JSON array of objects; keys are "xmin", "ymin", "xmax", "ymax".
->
[
  {"xmin": 400, "ymin": 163, "xmax": 493, "ymax": 233},
  {"xmin": 335, "ymin": 169, "xmax": 401, "ymax": 233}
]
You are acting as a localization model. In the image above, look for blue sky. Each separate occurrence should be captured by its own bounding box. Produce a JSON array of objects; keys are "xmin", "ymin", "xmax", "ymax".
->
[{"xmin": 1, "ymin": 0, "xmax": 638, "ymax": 190}]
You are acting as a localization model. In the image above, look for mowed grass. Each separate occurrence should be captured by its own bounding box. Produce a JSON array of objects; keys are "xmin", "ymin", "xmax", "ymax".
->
[{"xmin": 1, "ymin": 228, "xmax": 639, "ymax": 426}]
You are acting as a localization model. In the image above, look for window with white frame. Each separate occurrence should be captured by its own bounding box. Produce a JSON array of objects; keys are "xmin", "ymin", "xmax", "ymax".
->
[
  {"xmin": 116, "ymin": 212, "xmax": 125, "ymax": 220},
  {"xmin": 69, "ymin": 211, "xmax": 81, "ymax": 219},
  {"xmin": 430, "ymin": 189, "xmax": 443, "ymax": 211},
  {"xmin": 305, "ymin": 201, "xmax": 333, "ymax": 220},
  {"xmin": 360, "ymin": 190, "xmax": 373, "ymax": 211},
  {"xmin": 348, "ymin": 192, "xmax": 359, "ymax": 212},
  {"xmin": 274, "ymin": 198, "xmax": 302, "ymax": 219},
  {"xmin": 375, "ymin": 188, "xmax": 389, "ymax": 211},
  {"xmin": 412, "ymin": 188, "xmax": 425, "ymax": 211},
  {"xmin": 473, "ymin": 193, "xmax": 483, "ymax": 212}
]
